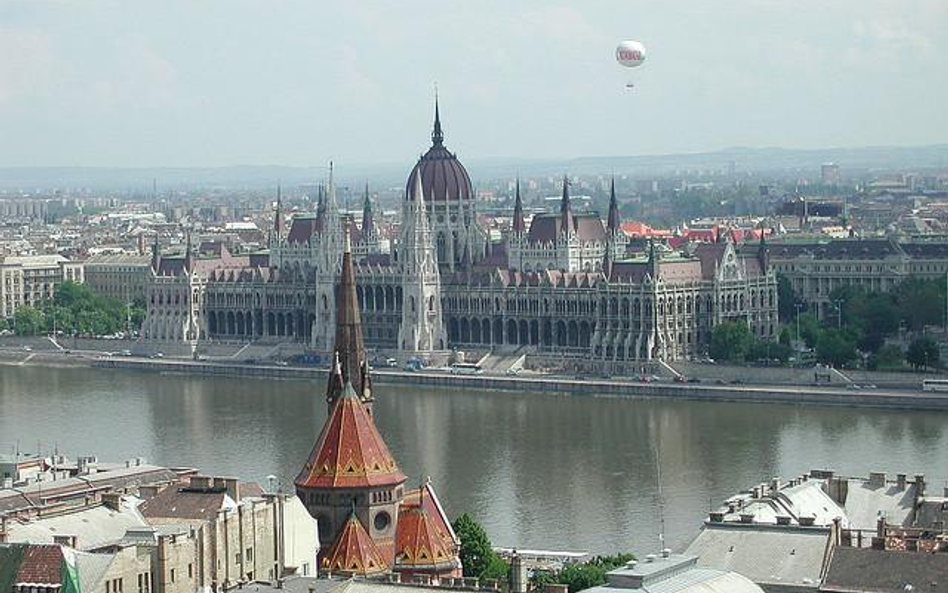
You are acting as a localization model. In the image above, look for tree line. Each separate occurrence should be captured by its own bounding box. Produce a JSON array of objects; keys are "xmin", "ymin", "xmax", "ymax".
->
[
  {"xmin": 8, "ymin": 281, "xmax": 145, "ymax": 337},
  {"xmin": 710, "ymin": 275, "xmax": 945, "ymax": 370}
]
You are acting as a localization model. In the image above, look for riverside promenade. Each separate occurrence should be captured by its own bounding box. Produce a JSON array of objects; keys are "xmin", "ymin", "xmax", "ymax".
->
[{"xmin": 3, "ymin": 340, "xmax": 947, "ymax": 411}]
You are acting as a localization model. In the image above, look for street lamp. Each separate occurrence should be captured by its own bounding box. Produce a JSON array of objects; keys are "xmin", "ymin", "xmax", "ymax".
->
[{"xmin": 833, "ymin": 299, "xmax": 844, "ymax": 330}]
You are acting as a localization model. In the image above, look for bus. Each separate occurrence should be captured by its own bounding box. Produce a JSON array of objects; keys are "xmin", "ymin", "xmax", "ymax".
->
[
  {"xmin": 921, "ymin": 379, "xmax": 948, "ymax": 392},
  {"xmin": 450, "ymin": 362, "xmax": 483, "ymax": 375}
]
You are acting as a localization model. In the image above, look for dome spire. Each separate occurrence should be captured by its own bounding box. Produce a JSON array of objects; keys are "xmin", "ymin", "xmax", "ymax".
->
[{"xmin": 432, "ymin": 90, "xmax": 444, "ymax": 146}]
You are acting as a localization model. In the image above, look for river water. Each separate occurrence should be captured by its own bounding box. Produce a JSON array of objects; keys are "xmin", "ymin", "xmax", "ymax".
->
[{"xmin": 2, "ymin": 365, "xmax": 948, "ymax": 556}]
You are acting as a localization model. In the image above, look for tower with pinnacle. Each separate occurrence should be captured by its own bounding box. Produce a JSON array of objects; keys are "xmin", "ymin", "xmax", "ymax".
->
[{"xmin": 397, "ymin": 173, "xmax": 447, "ymax": 353}]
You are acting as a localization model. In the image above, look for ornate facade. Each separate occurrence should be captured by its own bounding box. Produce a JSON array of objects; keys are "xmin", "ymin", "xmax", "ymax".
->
[{"xmin": 142, "ymin": 101, "xmax": 778, "ymax": 364}]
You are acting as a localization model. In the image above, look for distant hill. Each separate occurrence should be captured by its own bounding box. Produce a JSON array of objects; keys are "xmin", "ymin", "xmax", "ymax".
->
[{"xmin": 2, "ymin": 144, "xmax": 946, "ymax": 191}]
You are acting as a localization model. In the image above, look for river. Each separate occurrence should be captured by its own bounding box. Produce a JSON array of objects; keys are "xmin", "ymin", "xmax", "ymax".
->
[{"xmin": 2, "ymin": 364, "xmax": 948, "ymax": 556}]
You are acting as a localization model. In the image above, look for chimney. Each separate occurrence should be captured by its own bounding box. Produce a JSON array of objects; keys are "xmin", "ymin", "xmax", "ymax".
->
[
  {"xmin": 510, "ymin": 551, "xmax": 527, "ymax": 593},
  {"xmin": 189, "ymin": 475, "xmax": 212, "ymax": 489},
  {"xmin": 101, "ymin": 492, "xmax": 121, "ymax": 511},
  {"xmin": 897, "ymin": 474, "xmax": 907, "ymax": 491},
  {"xmin": 708, "ymin": 512, "xmax": 725, "ymax": 523},
  {"xmin": 876, "ymin": 516, "xmax": 886, "ymax": 538},
  {"xmin": 53, "ymin": 534, "xmax": 78, "ymax": 549},
  {"xmin": 740, "ymin": 513, "xmax": 755, "ymax": 524},
  {"xmin": 869, "ymin": 472, "xmax": 886, "ymax": 488},
  {"xmin": 799, "ymin": 515, "xmax": 816, "ymax": 527},
  {"xmin": 223, "ymin": 478, "xmax": 240, "ymax": 502},
  {"xmin": 661, "ymin": 548, "xmax": 671, "ymax": 558},
  {"xmin": 138, "ymin": 485, "xmax": 162, "ymax": 500},
  {"xmin": 915, "ymin": 474, "xmax": 926, "ymax": 497},
  {"xmin": 770, "ymin": 477, "xmax": 782, "ymax": 493},
  {"xmin": 776, "ymin": 516, "xmax": 792, "ymax": 526}
]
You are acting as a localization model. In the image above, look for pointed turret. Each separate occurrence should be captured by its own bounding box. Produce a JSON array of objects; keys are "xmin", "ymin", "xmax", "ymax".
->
[
  {"xmin": 321, "ymin": 511, "xmax": 390, "ymax": 576},
  {"xmin": 512, "ymin": 178, "xmax": 525, "ymax": 235},
  {"xmin": 183, "ymin": 230, "xmax": 193, "ymax": 274},
  {"xmin": 559, "ymin": 175, "xmax": 574, "ymax": 236},
  {"xmin": 273, "ymin": 184, "xmax": 284, "ymax": 241},
  {"xmin": 432, "ymin": 93, "xmax": 444, "ymax": 146},
  {"xmin": 607, "ymin": 177, "xmax": 621, "ymax": 234},
  {"xmin": 315, "ymin": 185, "xmax": 326, "ymax": 230},
  {"xmin": 150, "ymin": 234, "xmax": 160, "ymax": 273},
  {"xmin": 757, "ymin": 228, "xmax": 769, "ymax": 271},
  {"xmin": 647, "ymin": 239, "xmax": 659, "ymax": 279},
  {"xmin": 325, "ymin": 224, "xmax": 371, "ymax": 414},
  {"xmin": 296, "ymin": 380, "xmax": 405, "ymax": 489},
  {"xmin": 361, "ymin": 183, "xmax": 375, "ymax": 238}
]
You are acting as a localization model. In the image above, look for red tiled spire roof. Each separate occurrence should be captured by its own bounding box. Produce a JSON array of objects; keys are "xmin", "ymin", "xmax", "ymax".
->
[
  {"xmin": 322, "ymin": 513, "xmax": 389, "ymax": 576},
  {"xmin": 395, "ymin": 504, "xmax": 459, "ymax": 572},
  {"xmin": 295, "ymin": 382, "xmax": 406, "ymax": 489},
  {"xmin": 326, "ymin": 225, "xmax": 370, "ymax": 410}
]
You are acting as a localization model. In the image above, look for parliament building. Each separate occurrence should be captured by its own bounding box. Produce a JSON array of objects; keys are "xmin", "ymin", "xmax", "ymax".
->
[{"xmin": 142, "ymin": 102, "xmax": 778, "ymax": 368}]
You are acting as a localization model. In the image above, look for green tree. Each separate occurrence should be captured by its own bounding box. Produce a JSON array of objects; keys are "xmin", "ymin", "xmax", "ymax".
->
[
  {"xmin": 797, "ymin": 313, "xmax": 821, "ymax": 349},
  {"xmin": 13, "ymin": 306, "xmax": 46, "ymax": 336},
  {"xmin": 816, "ymin": 329, "xmax": 858, "ymax": 367},
  {"xmin": 868, "ymin": 345, "xmax": 904, "ymax": 371},
  {"xmin": 776, "ymin": 274, "xmax": 797, "ymax": 322},
  {"xmin": 907, "ymin": 337, "xmax": 940, "ymax": 371},
  {"xmin": 557, "ymin": 563, "xmax": 608, "ymax": 593},
  {"xmin": 779, "ymin": 326, "xmax": 792, "ymax": 347},
  {"xmin": 452, "ymin": 513, "xmax": 507, "ymax": 580},
  {"xmin": 710, "ymin": 321, "xmax": 751, "ymax": 362},
  {"xmin": 897, "ymin": 278, "xmax": 945, "ymax": 331}
]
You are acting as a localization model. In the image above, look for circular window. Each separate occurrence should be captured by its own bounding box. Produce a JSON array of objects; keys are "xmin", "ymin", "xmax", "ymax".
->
[{"xmin": 374, "ymin": 511, "xmax": 391, "ymax": 531}]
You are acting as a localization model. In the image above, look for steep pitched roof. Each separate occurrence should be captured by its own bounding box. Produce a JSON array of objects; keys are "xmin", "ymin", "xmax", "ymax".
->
[
  {"xmin": 394, "ymin": 506, "xmax": 458, "ymax": 572},
  {"xmin": 326, "ymin": 232, "xmax": 370, "ymax": 409},
  {"xmin": 321, "ymin": 514, "xmax": 389, "ymax": 576},
  {"xmin": 295, "ymin": 383, "xmax": 406, "ymax": 489}
]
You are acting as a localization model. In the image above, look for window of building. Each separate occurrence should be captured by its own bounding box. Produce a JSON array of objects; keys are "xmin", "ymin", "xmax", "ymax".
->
[{"xmin": 246, "ymin": 548, "xmax": 253, "ymax": 562}]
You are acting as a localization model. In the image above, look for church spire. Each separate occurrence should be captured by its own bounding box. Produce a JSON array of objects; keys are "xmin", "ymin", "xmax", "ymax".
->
[
  {"xmin": 432, "ymin": 92, "xmax": 444, "ymax": 146},
  {"xmin": 607, "ymin": 177, "xmax": 620, "ymax": 234},
  {"xmin": 150, "ymin": 234, "xmax": 160, "ymax": 273},
  {"xmin": 325, "ymin": 222, "xmax": 371, "ymax": 414},
  {"xmin": 512, "ymin": 178, "xmax": 525, "ymax": 235}
]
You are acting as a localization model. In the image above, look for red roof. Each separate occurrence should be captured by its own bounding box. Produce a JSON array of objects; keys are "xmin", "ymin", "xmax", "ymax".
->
[
  {"xmin": 395, "ymin": 506, "xmax": 458, "ymax": 572},
  {"xmin": 321, "ymin": 514, "xmax": 389, "ymax": 575},
  {"xmin": 15, "ymin": 545, "xmax": 63, "ymax": 586},
  {"xmin": 295, "ymin": 383, "xmax": 406, "ymax": 489}
]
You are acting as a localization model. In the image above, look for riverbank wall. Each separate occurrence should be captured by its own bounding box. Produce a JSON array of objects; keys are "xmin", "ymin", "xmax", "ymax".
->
[{"xmin": 75, "ymin": 356, "xmax": 948, "ymax": 411}]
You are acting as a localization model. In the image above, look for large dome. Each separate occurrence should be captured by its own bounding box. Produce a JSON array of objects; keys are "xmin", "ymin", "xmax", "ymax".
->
[{"xmin": 405, "ymin": 101, "xmax": 473, "ymax": 202}]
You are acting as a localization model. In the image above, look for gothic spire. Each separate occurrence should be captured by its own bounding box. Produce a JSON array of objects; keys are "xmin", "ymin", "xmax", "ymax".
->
[
  {"xmin": 184, "ymin": 229, "xmax": 193, "ymax": 273},
  {"xmin": 432, "ymin": 92, "xmax": 444, "ymax": 146},
  {"xmin": 325, "ymin": 222, "xmax": 370, "ymax": 413},
  {"xmin": 512, "ymin": 178, "xmax": 525, "ymax": 235},
  {"xmin": 361, "ymin": 183, "xmax": 375, "ymax": 238},
  {"xmin": 560, "ymin": 175, "xmax": 574, "ymax": 236},
  {"xmin": 150, "ymin": 234, "xmax": 160, "ymax": 272},
  {"xmin": 607, "ymin": 177, "xmax": 620, "ymax": 234},
  {"xmin": 273, "ymin": 184, "xmax": 284, "ymax": 239}
]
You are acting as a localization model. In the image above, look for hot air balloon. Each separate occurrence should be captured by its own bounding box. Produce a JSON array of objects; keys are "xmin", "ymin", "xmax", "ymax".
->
[{"xmin": 616, "ymin": 40, "xmax": 646, "ymax": 88}]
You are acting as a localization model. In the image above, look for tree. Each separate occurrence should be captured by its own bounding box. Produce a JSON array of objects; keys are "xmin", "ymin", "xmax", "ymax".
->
[
  {"xmin": 13, "ymin": 307, "xmax": 45, "ymax": 336},
  {"xmin": 452, "ymin": 513, "xmax": 507, "ymax": 580},
  {"xmin": 816, "ymin": 329, "xmax": 857, "ymax": 368},
  {"xmin": 777, "ymin": 274, "xmax": 797, "ymax": 322},
  {"xmin": 907, "ymin": 337, "xmax": 940, "ymax": 371},
  {"xmin": 797, "ymin": 313, "xmax": 821, "ymax": 349},
  {"xmin": 529, "ymin": 554, "xmax": 635, "ymax": 593},
  {"xmin": 709, "ymin": 321, "xmax": 751, "ymax": 362},
  {"xmin": 779, "ymin": 326, "xmax": 792, "ymax": 347},
  {"xmin": 897, "ymin": 279, "xmax": 945, "ymax": 331},
  {"xmin": 868, "ymin": 345, "xmax": 904, "ymax": 371}
]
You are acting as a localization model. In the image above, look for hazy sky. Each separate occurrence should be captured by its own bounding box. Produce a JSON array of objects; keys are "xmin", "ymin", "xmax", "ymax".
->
[{"xmin": 1, "ymin": 0, "xmax": 946, "ymax": 167}]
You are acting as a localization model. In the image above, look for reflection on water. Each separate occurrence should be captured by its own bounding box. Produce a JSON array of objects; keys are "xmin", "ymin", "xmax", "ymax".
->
[{"xmin": 3, "ymin": 365, "xmax": 948, "ymax": 555}]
